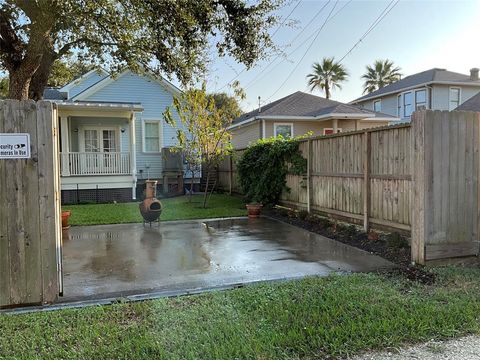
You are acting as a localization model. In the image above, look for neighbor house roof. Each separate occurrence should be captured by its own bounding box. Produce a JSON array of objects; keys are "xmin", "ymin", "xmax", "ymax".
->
[
  {"xmin": 43, "ymin": 88, "xmax": 68, "ymax": 101},
  {"xmin": 455, "ymin": 92, "xmax": 480, "ymax": 111},
  {"xmin": 230, "ymin": 91, "xmax": 395, "ymax": 129},
  {"xmin": 351, "ymin": 68, "xmax": 480, "ymax": 104}
]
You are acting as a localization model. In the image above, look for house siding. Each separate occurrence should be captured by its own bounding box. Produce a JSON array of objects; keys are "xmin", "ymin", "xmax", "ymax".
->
[
  {"xmin": 432, "ymin": 84, "xmax": 480, "ymax": 110},
  {"xmin": 231, "ymin": 121, "xmax": 261, "ymax": 149},
  {"xmin": 359, "ymin": 94, "xmax": 399, "ymax": 118},
  {"xmin": 232, "ymin": 118, "xmax": 388, "ymax": 145},
  {"xmin": 82, "ymin": 71, "xmax": 181, "ymax": 179},
  {"xmin": 65, "ymin": 71, "xmax": 107, "ymax": 98}
]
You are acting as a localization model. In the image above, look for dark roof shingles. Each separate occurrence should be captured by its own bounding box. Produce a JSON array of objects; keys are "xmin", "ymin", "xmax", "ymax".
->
[
  {"xmin": 352, "ymin": 68, "xmax": 480, "ymax": 103},
  {"xmin": 232, "ymin": 91, "xmax": 392, "ymax": 125}
]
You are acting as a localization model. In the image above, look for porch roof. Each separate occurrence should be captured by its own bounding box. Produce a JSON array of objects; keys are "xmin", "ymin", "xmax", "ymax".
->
[{"xmin": 57, "ymin": 101, "xmax": 143, "ymax": 112}]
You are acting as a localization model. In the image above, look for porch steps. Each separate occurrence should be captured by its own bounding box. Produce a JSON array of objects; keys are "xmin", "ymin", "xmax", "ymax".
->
[{"xmin": 200, "ymin": 170, "xmax": 218, "ymax": 193}]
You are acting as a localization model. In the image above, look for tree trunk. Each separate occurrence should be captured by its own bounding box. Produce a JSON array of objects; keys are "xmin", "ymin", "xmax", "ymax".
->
[
  {"xmin": 29, "ymin": 51, "xmax": 56, "ymax": 101},
  {"xmin": 8, "ymin": 70, "xmax": 32, "ymax": 100},
  {"xmin": 202, "ymin": 166, "xmax": 211, "ymax": 208},
  {"xmin": 189, "ymin": 169, "xmax": 195, "ymax": 203},
  {"xmin": 325, "ymin": 83, "xmax": 330, "ymax": 99}
]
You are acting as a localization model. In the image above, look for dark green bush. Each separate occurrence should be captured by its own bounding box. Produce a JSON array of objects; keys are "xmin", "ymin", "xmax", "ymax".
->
[{"xmin": 237, "ymin": 136, "xmax": 307, "ymax": 205}]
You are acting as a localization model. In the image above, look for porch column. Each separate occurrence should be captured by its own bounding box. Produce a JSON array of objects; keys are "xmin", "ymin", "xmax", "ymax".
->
[
  {"xmin": 355, "ymin": 119, "xmax": 360, "ymax": 131},
  {"xmin": 60, "ymin": 116, "xmax": 70, "ymax": 176},
  {"xmin": 333, "ymin": 119, "xmax": 338, "ymax": 133},
  {"xmin": 130, "ymin": 113, "xmax": 137, "ymax": 199}
]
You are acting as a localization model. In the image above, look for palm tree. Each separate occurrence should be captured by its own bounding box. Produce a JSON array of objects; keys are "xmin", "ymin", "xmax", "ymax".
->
[
  {"xmin": 306, "ymin": 57, "xmax": 349, "ymax": 99},
  {"xmin": 362, "ymin": 59, "xmax": 402, "ymax": 94}
]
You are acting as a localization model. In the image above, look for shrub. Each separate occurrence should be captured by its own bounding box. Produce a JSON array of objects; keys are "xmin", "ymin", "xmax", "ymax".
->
[
  {"xmin": 385, "ymin": 232, "xmax": 409, "ymax": 249},
  {"xmin": 297, "ymin": 210, "xmax": 309, "ymax": 220},
  {"xmin": 237, "ymin": 136, "xmax": 307, "ymax": 205}
]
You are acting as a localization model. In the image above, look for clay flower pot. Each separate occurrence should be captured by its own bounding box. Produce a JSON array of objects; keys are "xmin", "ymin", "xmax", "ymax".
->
[
  {"xmin": 246, "ymin": 204, "xmax": 263, "ymax": 218},
  {"xmin": 61, "ymin": 210, "xmax": 71, "ymax": 230}
]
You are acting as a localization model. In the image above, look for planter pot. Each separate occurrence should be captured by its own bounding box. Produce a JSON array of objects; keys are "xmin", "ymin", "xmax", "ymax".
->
[
  {"xmin": 246, "ymin": 204, "xmax": 262, "ymax": 218},
  {"xmin": 61, "ymin": 210, "xmax": 71, "ymax": 230}
]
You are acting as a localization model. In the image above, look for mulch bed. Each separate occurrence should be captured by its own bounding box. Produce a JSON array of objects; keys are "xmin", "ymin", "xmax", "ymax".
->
[{"xmin": 265, "ymin": 207, "xmax": 435, "ymax": 285}]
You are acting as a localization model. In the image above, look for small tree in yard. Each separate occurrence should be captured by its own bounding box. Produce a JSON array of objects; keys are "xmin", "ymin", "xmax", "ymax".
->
[{"xmin": 164, "ymin": 84, "xmax": 234, "ymax": 208}]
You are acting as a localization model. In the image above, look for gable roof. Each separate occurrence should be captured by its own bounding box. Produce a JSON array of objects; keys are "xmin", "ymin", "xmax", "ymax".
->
[
  {"xmin": 71, "ymin": 69, "xmax": 182, "ymax": 101},
  {"xmin": 231, "ymin": 91, "xmax": 395, "ymax": 128},
  {"xmin": 59, "ymin": 69, "xmax": 108, "ymax": 93},
  {"xmin": 455, "ymin": 92, "xmax": 480, "ymax": 111},
  {"xmin": 43, "ymin": 87, "xmax": 68, "ymax": 100},
  {"xmin": 351, "ymin": 68, "xmax": 480, "ymax": 103}
]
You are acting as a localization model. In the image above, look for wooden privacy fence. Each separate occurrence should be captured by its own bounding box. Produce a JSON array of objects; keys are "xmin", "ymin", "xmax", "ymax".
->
[
  {"xmin": 0, "ymin": 100, "xmax": 61, "ymax": 308},
  {"xmin": 218, "ymin": 110, "xmax": 480, "ymax": 264}
]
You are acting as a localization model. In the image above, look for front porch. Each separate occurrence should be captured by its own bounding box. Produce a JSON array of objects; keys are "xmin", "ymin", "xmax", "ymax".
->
[{"xmin": 57, "ymin": 102, "xmax": 143, "ymax": 202}]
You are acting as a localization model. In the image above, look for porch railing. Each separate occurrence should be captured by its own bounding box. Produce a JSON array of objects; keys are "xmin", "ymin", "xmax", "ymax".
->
[{"xmin": 61, "ymin": 152, "xmax": 131, "ymax": 176}]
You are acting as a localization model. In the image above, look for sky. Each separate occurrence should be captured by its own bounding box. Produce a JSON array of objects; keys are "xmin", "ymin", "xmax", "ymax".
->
[{"xmin": 204, "ymin": 0, "xmax": 480, "ymax": 112}]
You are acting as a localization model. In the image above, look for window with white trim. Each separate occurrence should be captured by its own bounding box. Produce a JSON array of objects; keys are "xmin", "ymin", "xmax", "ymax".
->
[
  {"xmin": 373, "ymin": 100, "xmax": 381, "ymax": 112},
  {"xmin": 449, "ymin": 87, "xmax": 460, "ymax": 110},
  {"xmin": 274, "ymin": 123, "xmax": 293, "ymax": 138},
  {"xmin": 143, "ymin": 121, "xmax": 161, "ymax": 152},
  {"xmin": 397, "ymin": 94, "xmax": 402, "ymax": 117},
  {"xmin": 415, "ymin": 89, "xmax": 427, "ymax": 110},
  {"xmin": 403, "ymin": 91, "xmax": 413, "ymax": 118}
]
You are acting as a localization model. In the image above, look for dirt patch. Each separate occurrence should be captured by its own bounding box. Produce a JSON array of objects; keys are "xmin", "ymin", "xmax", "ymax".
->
[{"xmin": 265, "ymin": 207, "xmax": 435, "ymax": 285}]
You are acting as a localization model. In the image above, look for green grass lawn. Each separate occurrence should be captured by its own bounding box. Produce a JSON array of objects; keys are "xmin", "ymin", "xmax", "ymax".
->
[
  {"xmin": 2, "ymin": 267, "xmax": 480, "ymax": 359},
  {"xmin": 63, "ymin": 194, "xmax": 247, "ymax": 226}
]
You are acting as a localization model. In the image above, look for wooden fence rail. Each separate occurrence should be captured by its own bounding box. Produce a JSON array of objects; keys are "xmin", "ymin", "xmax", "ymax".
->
[{"xmin": 219, "ymin": 111, "xmax": 480, "ymax": 264}]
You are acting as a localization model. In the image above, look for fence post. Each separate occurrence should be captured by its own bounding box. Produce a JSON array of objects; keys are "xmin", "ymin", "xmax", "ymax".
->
[
  {"xmin": 229, "ymin": 156, "xmax": 233, "ymax": 195},
  {"xmin": 307, "ymin": 139, "xmax": 312, "ymax": 213},
  {"xmin": 411, "ymin": 111, "xmax": 426, "ymax": 265},
  {"xmin": 363, "ymin": 131, "xmax": 371, "ymax": 232}
]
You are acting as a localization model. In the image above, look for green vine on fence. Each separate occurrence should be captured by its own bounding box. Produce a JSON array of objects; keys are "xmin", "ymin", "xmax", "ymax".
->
[{"xmin": 237, "ymin": 136, "xmax": 307, "ymax": 205}]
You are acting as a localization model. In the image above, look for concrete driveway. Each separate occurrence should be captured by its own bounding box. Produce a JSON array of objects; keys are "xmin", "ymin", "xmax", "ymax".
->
[{"xmin": 61, "ymin": 217, "xmax": 393, "ymax": 301}]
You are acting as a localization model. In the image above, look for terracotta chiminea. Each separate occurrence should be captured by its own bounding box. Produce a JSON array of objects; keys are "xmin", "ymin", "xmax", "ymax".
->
[{"xmin": 139, "ymin": 180, "xmax": 162, "ymax": 225}]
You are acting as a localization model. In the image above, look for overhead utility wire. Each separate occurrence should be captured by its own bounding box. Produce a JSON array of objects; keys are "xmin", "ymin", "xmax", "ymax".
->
[
  {"xmin": 337, "ymin": 0, "xmax": 400, "ymax": 64},
  {"xmin": 264, "ymin": 0, "xmax": 339, "ymax": 102},
  {"xmin": 216, "ymin": 0, "xmax": 302, "ymax": 91}
]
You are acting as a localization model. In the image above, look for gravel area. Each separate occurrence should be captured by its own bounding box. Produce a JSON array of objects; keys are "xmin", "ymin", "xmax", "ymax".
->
[{"xmin": 351, "ymin": 336, "xmax": 480, "ymax": 360}]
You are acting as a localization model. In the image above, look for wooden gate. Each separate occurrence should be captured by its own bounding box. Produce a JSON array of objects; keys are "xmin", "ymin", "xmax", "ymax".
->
[{"xmin": 0, "ymin": 100, "xmax": 61, "ymax": 308}]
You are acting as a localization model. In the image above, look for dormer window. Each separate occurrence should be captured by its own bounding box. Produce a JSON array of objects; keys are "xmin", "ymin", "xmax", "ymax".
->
[
  {"xmin": 403, "ymin": 92, "xmax": 413, "ymax": 117},
  {"xmin": 415, "ymin": 89, "xmax": 426, "ymax": 110},
  {"xmin": 373, "ymin": 100, "xmax": 381, "ymax": 112}
]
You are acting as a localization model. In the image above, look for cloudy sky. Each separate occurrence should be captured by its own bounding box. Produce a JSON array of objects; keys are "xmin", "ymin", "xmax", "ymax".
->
[{"xmin": 205, "ymin": 0, "xmax": 480, "ymax": 112}]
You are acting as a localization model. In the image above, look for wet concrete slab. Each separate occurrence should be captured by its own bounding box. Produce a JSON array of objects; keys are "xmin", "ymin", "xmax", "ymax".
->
[{"xmin": 61, "ymin": 217, "xmax": 393, "ymax": 302}]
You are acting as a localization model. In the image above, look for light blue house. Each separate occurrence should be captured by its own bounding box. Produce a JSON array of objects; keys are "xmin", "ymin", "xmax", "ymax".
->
[{"xmin": 44, "ymin": 69, "xmax": 185, "ymax": 204}]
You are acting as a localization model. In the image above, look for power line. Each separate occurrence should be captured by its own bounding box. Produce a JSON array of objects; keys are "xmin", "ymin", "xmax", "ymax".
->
[
  {"xmin": 216, "ymin": 0, "xmax": 302, "ymax": 92},
  {"xmin": 264, "ymin": 0, "xmax": 339, "ymax": 102},
  {"xmin": 244, "ymin": 0, "xmax": 352, "ymax": 91},
  {"xmin": 337, "ymin": 0, "xmax": 400, "ymax": 64}
]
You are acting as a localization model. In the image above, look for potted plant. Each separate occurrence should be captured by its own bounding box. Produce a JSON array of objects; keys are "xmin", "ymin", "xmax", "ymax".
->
[
  {"xmin": 246, "ymin": 200, "xmax": 263, "ymax": 218},
  {"xmin": 61, "ymin": 210, "xmax": 72, "ymax": 230}
]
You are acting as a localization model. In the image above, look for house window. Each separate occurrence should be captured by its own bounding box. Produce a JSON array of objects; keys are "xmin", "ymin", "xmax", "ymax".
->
[
  {"xmin": 403, "ymin": 91, "xmax": 413, "ymax": 118},
  {"xmin": 373, "ymin": 100, "xmax": 381, "ymax": 112},
  {"xmin": 144, "ymin": 121, "xmax": 161, "ymax": 152},
  {"xmin": 449, "ymin": 87, "xmax": 461, "ymax": 110},
  {"xmin": 415, "ymin": 89, "xmax": 427, "ymax": 110},
  {"xmin": 274, "ymin": 123, "xmax": 293, "ymax": 138},
  {"xmin": 323, "ymin": 128, "xmax": 342, "ymax": 135},
  {"xmin": 397, "ymin": 94, "xmax": 402, "ymax": 117}
]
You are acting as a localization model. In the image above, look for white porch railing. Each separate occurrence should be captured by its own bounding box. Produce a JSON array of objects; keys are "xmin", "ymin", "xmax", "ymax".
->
[{"xmin": 61, "ymin": 152, "xmax": 131, "ymax": 176}]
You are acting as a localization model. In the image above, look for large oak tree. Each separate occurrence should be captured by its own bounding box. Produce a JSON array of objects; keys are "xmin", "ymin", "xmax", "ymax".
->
[{"xmin": 0, "ymin": 0, "xmax": 281, "ymax": 100}]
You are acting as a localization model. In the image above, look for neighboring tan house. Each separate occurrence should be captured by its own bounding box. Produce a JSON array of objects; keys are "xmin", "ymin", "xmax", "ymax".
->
[
  {"xmin": 350, "ymin": 68, "xmax": 480, "ymax": 121},
  {"xmin": 44, "ymin": 69, "xmax": 185, "ymax": 204},
  {"xmin": 455, "ymin": 92, "xmax": 480, "ymax": 111},
  {"xmin": 229, "ymin": 91, "xmax": 397, "ymax": 148}
]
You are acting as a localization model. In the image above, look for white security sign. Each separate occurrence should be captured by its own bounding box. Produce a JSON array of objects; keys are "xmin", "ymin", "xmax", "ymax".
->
[{"xmin": 0, "ymin": 133, "xmax": 31, "ymax": 159}]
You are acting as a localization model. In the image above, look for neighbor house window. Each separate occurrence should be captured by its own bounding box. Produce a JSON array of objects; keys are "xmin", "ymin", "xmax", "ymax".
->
[
  {"xmin": 403, "ymin": 91, "xmax": 413, "ymax": 117},
  {"xmin": 373, "ymin": 100, "xmax": 381, "ymax": 112},
  {"xmin": 144, "ymin": 121, "xmax": 161, "ymax": 152},
  {"xmin": 449, "ymin": 87, "xmax": 461, "ymax": 110},
  {"xmin": 274, "ymin": 123, "xmax": 293, "ymax": 138},
  {"xmin": 415, "ymin": 89, "xmax": 427, "ymax": 110},
  {"xmin": 397, "ymin": 94, "xmax": 402, "ymax": 117},
  {"xmin": 323, "ymin": 128, "xmax": 342, "ymax": 135}
]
